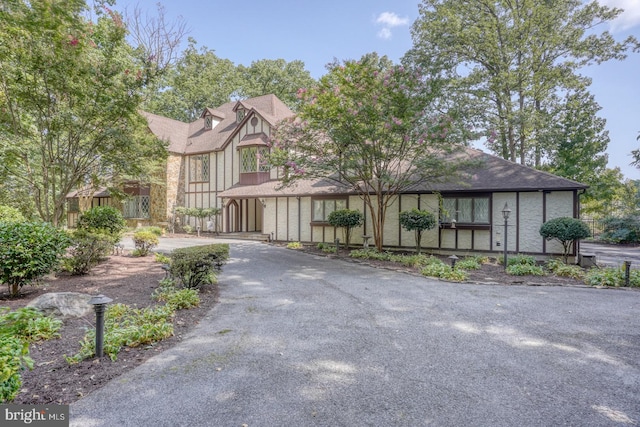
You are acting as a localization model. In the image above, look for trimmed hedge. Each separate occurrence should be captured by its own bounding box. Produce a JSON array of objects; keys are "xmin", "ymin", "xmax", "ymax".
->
[{"xmin": 169, "ymin": 244, "xmax": 229, "ymax": 289}]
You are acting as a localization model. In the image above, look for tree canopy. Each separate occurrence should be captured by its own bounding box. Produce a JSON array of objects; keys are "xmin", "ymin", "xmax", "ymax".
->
[
  {"xmin": 0, "ymin": 0, "xmax": 167, "ymax": 225},
  {"xmin": 405, "ymin": 0, "xmax": 637, "ymax": 167},
  {"xmin": 268, "ymin": 54, "xmax": 471, "ymax": 251}
]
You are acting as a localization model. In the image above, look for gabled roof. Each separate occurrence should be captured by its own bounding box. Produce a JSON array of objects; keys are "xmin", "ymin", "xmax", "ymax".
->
[
  {"xmin": 142, "ymin": 94, "xmax": 295, "ymax": 155},
  {"xmin": 140, "ymin": 111, "xmax": 190, "ymax": 154},
  {"xmin": 218, "ymin": 148, "xmax": 587, "ymax": 199}
]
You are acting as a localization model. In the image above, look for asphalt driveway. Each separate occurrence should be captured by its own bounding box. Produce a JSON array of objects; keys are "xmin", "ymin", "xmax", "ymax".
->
[{"xmin": 71, "ymin": 241, "xmax": 640, "ymax": 426}]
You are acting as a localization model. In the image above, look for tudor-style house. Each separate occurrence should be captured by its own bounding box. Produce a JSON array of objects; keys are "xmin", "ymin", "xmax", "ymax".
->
[{"xmin": 67, "ymin": 93, "xmax": 588, "ymax": 258}]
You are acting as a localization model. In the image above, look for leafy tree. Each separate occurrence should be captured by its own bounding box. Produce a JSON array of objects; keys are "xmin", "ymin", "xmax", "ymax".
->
[
  {"xmin": 237, "ymin": 59, "xmax": 316, "ymax": 111},
  {"xmin": 539, "ymin": 217, "xmax": 590, "ymax": 264},
  {"xmin": 399, "ymin": 209, "xmax": 437, "ymax": 254},
  {"xmin": 0, "ymin": 222, "xmax": 71, "ymax": 296},
  {"xmin": 144, "ymin": 38, "xmax": 239, "ymax": 122},
  {"xmin": 580, "ymin": 167, "xmax": 625, "ymax": 218},
  {"xmin": 0, "ymin": 206, "xmax": 24, "ymax": 223},
  {"xmin": 0, "ymin": 1, "xmax": 167, "ymax": 226},
  {"xmin": 175, "ymin": 206, "xmax": 220, "ymax": 236},
  {"xmin": 540, "ymin": 89, "xmax": 609, "ymax": 185},
  {"xmin": 328, "ymin": 209, "xmax": 364, "ymax": 249},
  {"xmin": 406, "ymin": 0, "xmax": 637, "ymax": 166},
  {"xmin": 268, "ymin": 54, "xmax": 470, "ymax": 252}
]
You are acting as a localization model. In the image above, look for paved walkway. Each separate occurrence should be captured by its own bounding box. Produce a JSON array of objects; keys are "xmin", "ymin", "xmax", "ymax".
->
[
  {"xmin": 71, "ymin": 241, "xmax": 640, "ymax": 426},
  {"xmin": 581, "ymin": 242, "xmax": 640, "ymax": 268}
]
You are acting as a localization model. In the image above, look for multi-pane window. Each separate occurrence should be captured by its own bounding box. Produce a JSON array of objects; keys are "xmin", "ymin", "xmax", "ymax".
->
[
  {"xmin": 190, "ymin": 154, "xmax": 209, "ymax": 182},
  {"xmin": 441, "ymin": 197, "xmax": 489, "ymax": 224},
  {"xmin": 312, "ymin": 199, "xmax": 347, "ymax": 222},
  {"xmin": 240, "ymin": 147, "xmax": 269, "ymax": 173},
  {"xmin": 123, "ymin": 196, "xmax": 150, "ymax": 219},
  {"xmin": 68, "ymin": 198, "xmax": 79, "ymax": 213}
]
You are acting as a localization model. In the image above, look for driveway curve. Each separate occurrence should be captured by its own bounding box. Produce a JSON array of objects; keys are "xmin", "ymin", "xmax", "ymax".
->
[{"xmin": 71, "ymin": 241, "xmax": 640, "ymax": 426}]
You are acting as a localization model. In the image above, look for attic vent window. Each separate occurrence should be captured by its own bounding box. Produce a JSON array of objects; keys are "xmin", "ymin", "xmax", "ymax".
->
[
  {"xmin": 236, "ymin": 109, "xmax": 245, "ymax": 123},
  {"xmin": 204, "ymin": 116, "xmax": 212, "ymax": 130}
]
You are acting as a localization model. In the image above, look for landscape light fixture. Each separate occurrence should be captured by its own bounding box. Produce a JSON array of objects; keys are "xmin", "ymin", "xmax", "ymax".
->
[
  {"xmin": 88, "ymin": 294, "xmax": 113, "ymax": 358},
  {"xmin": 502, "ymin": 203, "xmax": 511, "ymax": 270}
]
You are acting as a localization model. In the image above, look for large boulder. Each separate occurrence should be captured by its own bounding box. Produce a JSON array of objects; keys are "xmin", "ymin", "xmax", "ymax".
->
[{"xmin": 27, "ymin": 292, "xmax": 93, "ymax": 318}]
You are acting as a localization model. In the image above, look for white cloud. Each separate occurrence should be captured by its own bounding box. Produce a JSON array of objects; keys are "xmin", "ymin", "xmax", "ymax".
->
[
  {"xmin": 376, "ymin": 12, "xmax": 409, "ymax": 27},
  {"xmin": 377, "ymin": 28, "xmax": 392, "ymax": 40},
  {"xmin": 597, "ymin": 0, "xmax": 640, "ymax": 32},
  {"xmin": 374, "ymin": 11, "xmax": 409, "ymax": 39}
]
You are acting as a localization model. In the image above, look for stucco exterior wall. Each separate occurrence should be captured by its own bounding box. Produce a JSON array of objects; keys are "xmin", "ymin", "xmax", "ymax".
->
[
  {"xmin": 545, "ymin": 191, "xmax": 575, "ymax": 254},
  {"xmin": 519, "ymin": 192, "xmax": 544, "ymax": 253},
  {"xmin": 492, "ymin": 193, "xmax": 517, "ymax": 252}
]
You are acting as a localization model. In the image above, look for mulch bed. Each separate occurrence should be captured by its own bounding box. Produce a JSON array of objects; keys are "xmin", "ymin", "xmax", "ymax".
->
[
  {"xmin": 1, "ymin": 243, "xmax": 590, "ymax": 405},
  {"xmin": 0, "ymin": 253, "xmax": 218, "ymax": 405}
]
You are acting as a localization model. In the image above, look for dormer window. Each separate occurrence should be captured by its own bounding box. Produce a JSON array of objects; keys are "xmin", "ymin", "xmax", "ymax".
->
[
  {"xmin": 204, "ymin": 115, "xmax": 212, "ymax": 130},
  {"xmin": 236, "ymin": 109, "xmax": 245, "ymax": 123}
]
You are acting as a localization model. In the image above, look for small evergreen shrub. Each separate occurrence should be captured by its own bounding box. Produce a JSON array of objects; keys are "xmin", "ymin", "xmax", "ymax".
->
[
  {"xmin": 63, "ymin": 230, "xmax": 113, "ymax": 275},
  {"xmin": 76, "ymin": 206, "xmax": 126, "ymax": 242},
  {"xmin": 0, "ymin": 222, "xmax": 71, "ymax": 296},
  {"xmin": 132, "ymin": 230, "xmax": 159, "ymax": 256},
  {"xmin": 540, "ymin": 217, "xmax": 590, "ymax": 263},
  {"xmin": 170, "ymin": 244, "xmax": 229, "ymax": 289},
  {"xmin": 327, "ymin": 209, "xmax": 364, "ymax": 248},
  {"xmin": 399, "ymin": 208, "xmax": 437, "ymax": 254}
]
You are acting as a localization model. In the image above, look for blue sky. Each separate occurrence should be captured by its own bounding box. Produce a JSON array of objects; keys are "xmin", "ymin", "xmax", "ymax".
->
[{"xmin": 117, "ymin": 0, "xmax": 640, "ymax": 180}]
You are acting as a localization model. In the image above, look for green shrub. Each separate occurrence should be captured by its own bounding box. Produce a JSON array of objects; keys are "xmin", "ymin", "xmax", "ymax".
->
[
  {"xmin": 170, "ymin": 244, "xmax": 229, "ymax": 289},
  {"xmin": 0, "ymin": 335, "xmax": 32, "ymax": 403},
  {"xmin": 584, "ymin": 267, "xmax": 640, "ymax": 287},
  {"xmin": 508, "ymin": 254, "xmax": 537, "ymax": 266},
  {"xmin": 182, "ymin": 224, "xmax": 194, "ymax": 234},
  {"xmin": 132, "ymin": 230, "xmax": 159, "ymax": 256},
  {"xmin": 317, "ymin": 242, "xmax": 337, "ymax": 253},
  {"xmin": 0, "ymin": 222, "xmax": 71, "ymax": 296},
  {"xmin": 139, "ymin": 226, "xmax": 163, "ymax": 237},
  {"xmin": 456, "ymin": 258, "xmax": 482, "ymax": 270},
  {"xmin": 153, "ymin": 284, "xmax": 200, "ymax": 310},
  {"xmin": 66, "ymin": 303, "xmax": 175, "ymax": 363},
  {"xmin": 0, "ymin": 205, "xmax": 25, "ymax": 223},
  {"xmin": 599, "ymin": 215, "xmax": 640, "ymax": 244},
  {"xmin": 0, "ymin": 307, "xmax": 61, "ymax": 402},
  {"xmin": 327, "ymin": 209, "xmax": 364, "ymax": 248},
  {"xmin": 287, "ymin": 242, "xmax": 303, "ymax": 249},
  {"xmin": 0, "ymin": 307, "xmax": 62, "ymax": 343},
  {"xmin": 76, "ymin": 206, "xmax": 126, "ymax": 242},
  {"xmin": 506, "ymin": 264, "xmax": 546, "ymax": 276},
  {"xmin": 63, "ymin": 230, "xmax": 113, "ymax": 275},
  {"xmin": 540, "ymin": 217, "xmax": 591, "ymax": 263},
  {"xmin": 154, "ymin": 252, "xmax": 171, "ymax": 264},
  {"xmin": 399, "ymin": 208, "xmax": 437, "ymax": 254},
  {"xmin": 420, "ymin": 260, "xmax": 468, "ymax": 282},
  {"xmin": 546, "ymin": 259, "xmax": 585, "ymax": 279}
]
